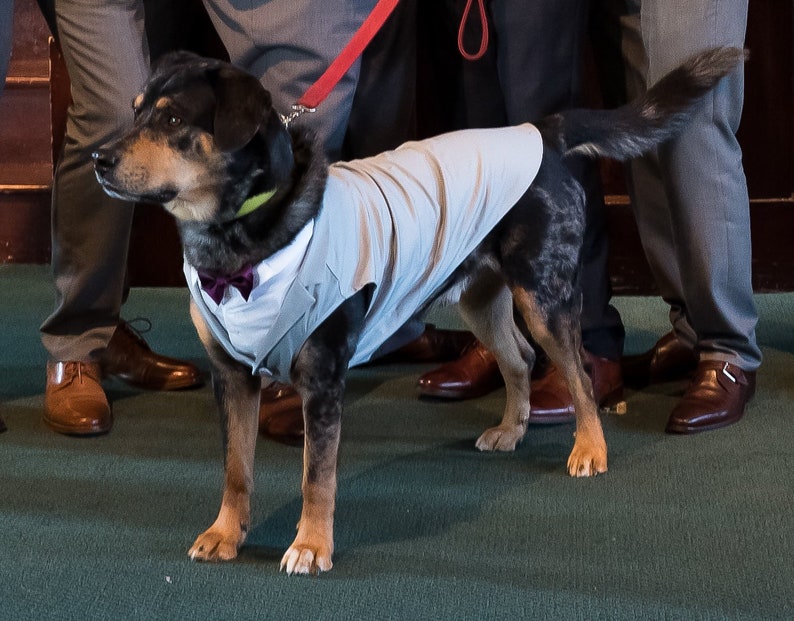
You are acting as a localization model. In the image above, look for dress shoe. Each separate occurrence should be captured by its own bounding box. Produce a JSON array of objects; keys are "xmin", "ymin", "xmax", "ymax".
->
[
  {"xmin": 666, "ymin": 360, "xmax": 755, "ymax": 434},
  {"xmin": 259, "ymin": 382, "xmax": 304, "ymax": 444},
  {"xmin": 417, "ymin": 340, "xmax": 504, "ymax": 399},
  {"xmin": 374, "ymin": 324, "xmax": 477, "ymax": 364},
  {"xmin": 529, "ymin": 350, "xmax": 624, "ymax": 424},
  {"xmin": 44, "ymin": 361, "xmax": 112, "ymax": 435},
  {"xmin": 101, "ymin": 320, "xmax": 204, "ymax": 390},
  {"xmin": 622, "ymin": 331, "xmax": 698, "ymax": 388},
  {"xmin": 0, "ymin": 414, "xmax": 6, "ymax": 433}
]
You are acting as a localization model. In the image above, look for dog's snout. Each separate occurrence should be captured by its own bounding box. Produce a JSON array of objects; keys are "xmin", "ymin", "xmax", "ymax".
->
[{"xmin": 92, "ymin": 150, "xmax": 118, "ymax": 175}]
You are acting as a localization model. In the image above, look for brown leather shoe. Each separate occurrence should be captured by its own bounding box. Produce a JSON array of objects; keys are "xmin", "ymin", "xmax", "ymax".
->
[
  {"xmin": 529, "ymin": 350, "xmax": 624, "ymax": 424},
  {"xmin": 44, "ymin": 361, "xmax": 112, "ymax": 435},
  {"xmin": 259, "ymin": 382, "xmax": 304, "ymax": 444},
  {"xmin": 101, "ymin": 320, "xmax": 204, "ymax": 390},
  {"xmin": 622, "ymin": 331, "xmax": 698, "ymax": 388},
  {"xmin": 375, "ymin": 324, "xmax": 477, "ymax": 364},
  {"xmin": 0, "ymin": 414, "xmax": 6, "ymax": 433},
  {"xmin": 417, "ymin": 340, "xmax": 504, "ymax": 399},
  {"xmin": 666, "ymin": 360, "xmax": 755, "ymax": 434}
]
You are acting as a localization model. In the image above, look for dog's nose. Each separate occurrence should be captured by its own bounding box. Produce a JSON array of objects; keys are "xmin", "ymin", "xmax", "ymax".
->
[{"xmin": 92, "ymin": 150, "xmax": 117, "ymax": 175}]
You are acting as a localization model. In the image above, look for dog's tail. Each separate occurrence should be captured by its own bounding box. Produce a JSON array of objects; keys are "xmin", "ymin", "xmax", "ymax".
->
[{"xmin": 537, "ymin": 47, "xmax": 747, "ymax": 160}]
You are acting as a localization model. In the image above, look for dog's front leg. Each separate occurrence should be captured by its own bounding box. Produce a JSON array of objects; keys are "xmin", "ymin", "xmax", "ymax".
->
[
  {"xmin": 279, "ymin": 373, "xmax": 342, "ymax": 575},
  {"xmin": 280, "ymin": 294, "xmax": 366, "ymax": 575},
  {"xmin": 188, "ymin": 301, "xmax": 261, "ymax": 562}
]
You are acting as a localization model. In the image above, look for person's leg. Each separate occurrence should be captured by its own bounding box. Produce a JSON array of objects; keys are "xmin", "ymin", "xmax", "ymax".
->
[
  {"xmin": 493, "ymin": 0, "xmax": 624, "ymax": 363},
  {"xmin": 497, "ymin": 0, "xmax": 625, "ymax": 418},
  {"xmin": 592, "ymin": 0, "xmax": 700, "ymax": 384},
  {"xmin": 635, "ymin": 0, "xmax": 758, "ymax": 432},
  {"xmin": 346, "ymin": 0, "xmax": 472, "ymax": 361},
  {"xmin": 40, "ymin": 0, "xmax": 146, "ymax": 361},
  {"xmin": 40, "ymin": 0, "xmax": 211, "ymax": 360},
  {"xmin": 343, "ymin": 0, "xmax": 417, "ymax": 159},
  {"xmin": 616, "ymin": 0, "xmax": 698, "ymax": 352},
  {"xmin": 38, "ymin": 0, "xmax": 147, "ymax": 435},
  {"xmin": 413, "ymin": 0, "xmax": 512, "ymax": 401},
  {"xmin": 202, "ymin": 0, "xmax": 378, "ymax": 160},
  {"xmin": 40, "ymin": 0, "xmax": 202, "ymax": 436},
  {"xmin": 419, "ymin": 0, "xmax": 624, "ymax": 413},
  {"xmin": 640, "ymin": 0, "xmax": 758, "ymax": 370}
]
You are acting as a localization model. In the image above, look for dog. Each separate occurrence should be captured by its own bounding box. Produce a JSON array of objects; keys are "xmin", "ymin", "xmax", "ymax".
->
[{"xmin": 93, "ymin": 47, "xmax": 745, "ymax": 575}]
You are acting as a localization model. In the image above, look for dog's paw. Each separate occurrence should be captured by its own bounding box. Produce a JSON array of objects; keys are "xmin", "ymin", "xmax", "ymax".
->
[
  {"xmin": 280, "ymin": 542, "xmax": 333, "ymax": 576},
  {"xmin": 566, "ymin": 439, "xmax": 608, "ymax": 478},
  {"xmin": 475, "ymin": 424, "xmax": 524, "ymax": 452},
  {"xmin": 188, "ymin": 528, "xmax": 242, "ymax": 562}
]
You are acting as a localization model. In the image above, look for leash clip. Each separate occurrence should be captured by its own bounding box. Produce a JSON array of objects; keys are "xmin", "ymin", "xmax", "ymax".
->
[{"xmin": 280, "ymin": 103, "xmax": 316, "ymax": 128}]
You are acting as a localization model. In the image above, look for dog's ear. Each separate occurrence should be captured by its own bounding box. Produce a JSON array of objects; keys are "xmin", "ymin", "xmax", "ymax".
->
[
  {"xmin": 209, "ymin": 66, "xmax": 269, "ymax": 152},
  {"xmin": 208, "ymin": 64, "xmax": 294, "ymax": 182}
]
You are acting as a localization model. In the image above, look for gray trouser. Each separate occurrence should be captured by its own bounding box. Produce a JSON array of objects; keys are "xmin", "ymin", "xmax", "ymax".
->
[
  {"xmin": 623, "ymin": 0, "xmax": 761, "ymax": 370},
  {"xmin": 39, "ymin": 0, "xmax": 149, "ymax": 362},
  {"xmin": 201, "ymin": 0, "xmax": 380, "ymax": 161},
  {"xmin": 38, "ymin": 0, "xmax": 226, "ymax": 362}
]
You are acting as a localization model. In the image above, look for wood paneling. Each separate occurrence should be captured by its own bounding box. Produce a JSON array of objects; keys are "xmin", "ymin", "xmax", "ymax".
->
[
  {"xmin": 0, "ymin": 0, "xmax": 53, "ymax": 264},
  {"xmin": 2, "ymin": 0, "xmax": 793, "ymax": 293}
]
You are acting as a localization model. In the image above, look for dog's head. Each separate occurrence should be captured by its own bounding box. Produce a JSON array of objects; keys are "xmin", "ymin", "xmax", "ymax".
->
[{"xmin": 93, "ymin": 51, "xmax": 294, "ymax": 223}]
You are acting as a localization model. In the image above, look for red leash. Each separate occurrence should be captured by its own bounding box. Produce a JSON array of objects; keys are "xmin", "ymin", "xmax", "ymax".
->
[
  {"xmin": 283, "ymin": 0, "xmax": 401, "ymax": 125},
  {"xmin": 457, "ymin": 0, "xmax": 489, "ymax": 61}
]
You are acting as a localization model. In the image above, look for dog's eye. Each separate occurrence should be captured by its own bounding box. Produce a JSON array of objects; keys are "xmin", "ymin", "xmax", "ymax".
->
[{"xmin": 168, "ymin": 115, "xmax": 182, "ymax": 127}]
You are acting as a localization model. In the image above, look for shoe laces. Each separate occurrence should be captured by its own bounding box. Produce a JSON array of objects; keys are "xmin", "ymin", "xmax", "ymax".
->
[
  {"xmin": 71, "ymin": 361, "xmax": 84, "ymax": 385},
  {"xmin": 118, "ymin": 317, "xmax": 154, "ymax": 349},
  {"xmin": 58, "ymin": 361, "xmax": 96, "ymax": 386}
]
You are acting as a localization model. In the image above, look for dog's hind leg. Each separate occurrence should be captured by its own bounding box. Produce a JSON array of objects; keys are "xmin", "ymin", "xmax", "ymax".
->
[
  {"xmin": 511, "ymin": 289, "xmax": 607, "ymax": 477},
  {"xmin": 188, "ymin": 300, "xmax": 262, "ymax": 562},
  {"xmin": 457, "ymin": 272, "xmax": 534, "ymax": 452},
  {"xmin": 280, "ymin": 292, "xmax": 367, "ymax": 575}
]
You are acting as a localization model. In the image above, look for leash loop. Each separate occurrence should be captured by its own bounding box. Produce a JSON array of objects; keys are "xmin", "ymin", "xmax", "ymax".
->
[{"xmin": 457, "ymin": 0, "xmax": 489, "ymax": 61}]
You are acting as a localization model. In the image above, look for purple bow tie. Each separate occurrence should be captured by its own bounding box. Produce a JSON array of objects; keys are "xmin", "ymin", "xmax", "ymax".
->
[{"xmin": 197, "ymin": 264, "xmax": 255, "ymax": 304}]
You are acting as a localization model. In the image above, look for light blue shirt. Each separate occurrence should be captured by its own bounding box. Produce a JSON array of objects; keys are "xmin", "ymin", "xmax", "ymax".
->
[{"xmin": 187, "ymin": 124, "xmax": 544, "ymax": 381}]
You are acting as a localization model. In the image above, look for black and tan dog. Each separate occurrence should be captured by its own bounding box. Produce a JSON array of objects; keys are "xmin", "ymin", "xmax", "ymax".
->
[{"xmin": 94, "ymin": 48, "xmax": 744, "ymax": 575}]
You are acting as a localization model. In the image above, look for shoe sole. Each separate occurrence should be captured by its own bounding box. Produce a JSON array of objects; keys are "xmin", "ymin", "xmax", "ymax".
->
[
  {"xmin": 418, "ymin": 384, "xmax": 503, "ymax": 400},
  {"xmin": 529, "ymin": 387, "xmax": 626, "ymax": 425},
  {"xmin": 108, "ymin": 374, "xmax": 205, "ymax": 391},
  {"xmin": 665, "ymin": 409, "xmax": 746, "ymax": 434},
  {"xmin": 665, "ymin": 416, "xmax": 741, "ymax": 434},
  {"xmin": 43, "ymin": 417, "xmax": 112, "ymax": 436},
  {"xmin": 528, "ymin": 411, "xmax": 575, "ymax": 425}
]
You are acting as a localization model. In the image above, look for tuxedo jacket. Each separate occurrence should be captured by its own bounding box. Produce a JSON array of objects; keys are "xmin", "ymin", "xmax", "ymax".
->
[{"xmin": 186, "ymin": 124, "xmax": 543, "ymax": 381}]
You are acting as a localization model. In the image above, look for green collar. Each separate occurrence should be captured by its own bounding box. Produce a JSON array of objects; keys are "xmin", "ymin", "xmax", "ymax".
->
[{"xmin": 235, "ymin": 187, "xmax": 278, "ymax": 218}]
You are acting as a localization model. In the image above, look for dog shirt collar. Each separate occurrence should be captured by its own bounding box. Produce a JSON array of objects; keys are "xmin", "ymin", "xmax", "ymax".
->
[{"xmin": 235, "ymin": 187, "xmax": 278, "ymax": 218}]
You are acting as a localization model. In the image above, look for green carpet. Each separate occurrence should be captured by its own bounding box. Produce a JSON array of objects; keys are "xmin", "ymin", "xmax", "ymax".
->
[{"xmin": 0, "ymin": 264, "xmax": 792, "ymax": 620}]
